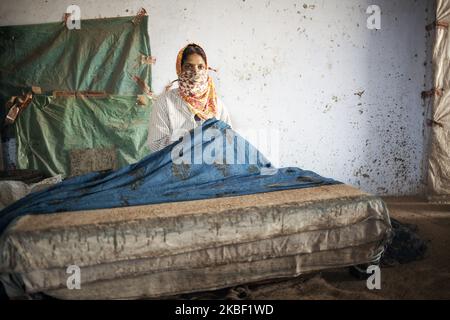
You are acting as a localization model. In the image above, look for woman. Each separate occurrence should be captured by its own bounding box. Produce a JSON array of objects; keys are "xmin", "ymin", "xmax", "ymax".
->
[{"xmin": 148, "ymin": 43, "xmax": 232, "ymax": 153}]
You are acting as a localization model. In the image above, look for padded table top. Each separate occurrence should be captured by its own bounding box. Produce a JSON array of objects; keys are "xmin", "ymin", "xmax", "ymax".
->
[{"xmin": 0, "ymin": 184, "xmax": 392, "ymax": 299}]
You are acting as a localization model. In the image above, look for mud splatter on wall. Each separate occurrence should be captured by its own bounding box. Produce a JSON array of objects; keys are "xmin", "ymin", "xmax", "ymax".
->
[{"xmin": 0, "ymin": 0, "xmax": 435, "ymax": 195}]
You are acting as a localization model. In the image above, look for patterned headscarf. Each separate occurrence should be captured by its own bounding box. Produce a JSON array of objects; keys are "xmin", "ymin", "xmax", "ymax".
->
[{"xmin": 167, "ymin": 43, "xmax": 218, "ymax": 120}]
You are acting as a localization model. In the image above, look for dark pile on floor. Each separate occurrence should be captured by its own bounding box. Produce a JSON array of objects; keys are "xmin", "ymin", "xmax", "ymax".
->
[{"xmin": 380, "ymin": 218, "xmax": 428, "ymax": 266}]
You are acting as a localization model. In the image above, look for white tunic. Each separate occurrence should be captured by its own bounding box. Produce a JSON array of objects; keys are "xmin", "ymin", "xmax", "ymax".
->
[{"xmin": 147, "ymin": 88, "xmax": 233, "ymax": 152}]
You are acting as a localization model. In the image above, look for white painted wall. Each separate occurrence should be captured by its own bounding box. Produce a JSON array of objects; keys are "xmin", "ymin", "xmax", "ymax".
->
[{"xmin": 0, "ymin": 0, "xmax": 435, "ymax": 195}]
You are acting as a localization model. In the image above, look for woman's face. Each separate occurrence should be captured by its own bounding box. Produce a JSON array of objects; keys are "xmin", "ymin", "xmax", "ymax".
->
[{"xmin": 182, "ymin": 53, "xmax": 206, "ymax": 74}]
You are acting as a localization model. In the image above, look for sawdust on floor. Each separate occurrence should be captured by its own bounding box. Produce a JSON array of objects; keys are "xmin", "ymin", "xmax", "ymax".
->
[{"xmin": 166, "ymin": 196, "xmax": 450, "ymax": 300}]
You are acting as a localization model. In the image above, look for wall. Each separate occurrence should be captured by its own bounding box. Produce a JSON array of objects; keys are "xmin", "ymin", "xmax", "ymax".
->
[{"xmin": 0, "ymin": 0, "xmax": 435, "ymax": 195}]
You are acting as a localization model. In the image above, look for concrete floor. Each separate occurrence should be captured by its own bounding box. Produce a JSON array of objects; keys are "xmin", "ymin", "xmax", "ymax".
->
[{"xmin": 1, "ymin": 196, "xmax": 448, "ymax": 300}]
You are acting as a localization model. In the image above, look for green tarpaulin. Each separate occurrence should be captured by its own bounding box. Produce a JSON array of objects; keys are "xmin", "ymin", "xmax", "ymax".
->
[
  {"xmin": 15, "ymin": 95, "xmax": 151, "ymax": 177},
  {"xmin": 0, "ymin": 15, "xmax": 151, "ymax": 97},
  {"xmin": 0, "ymin": 13, "xmax": 153, "ymax": 176}
]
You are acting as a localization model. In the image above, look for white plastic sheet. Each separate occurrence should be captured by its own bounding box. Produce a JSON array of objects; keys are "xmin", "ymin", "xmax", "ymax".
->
[{"xmin": 428, "ymin": 0, "xmax": 450, "ymax": 199}]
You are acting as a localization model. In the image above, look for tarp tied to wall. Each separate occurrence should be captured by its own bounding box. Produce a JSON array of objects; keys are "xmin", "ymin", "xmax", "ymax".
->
[
  {"xmin": 0, "ymin": 13, "xmax": 151, "ymax": 97},
  {"xmin": 0, "ymin": 11, "xmax": 153, "ymax": 176},
  {"xmin": 428, "ymin": 1, "xmax": 450, "ymax": 201}
]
